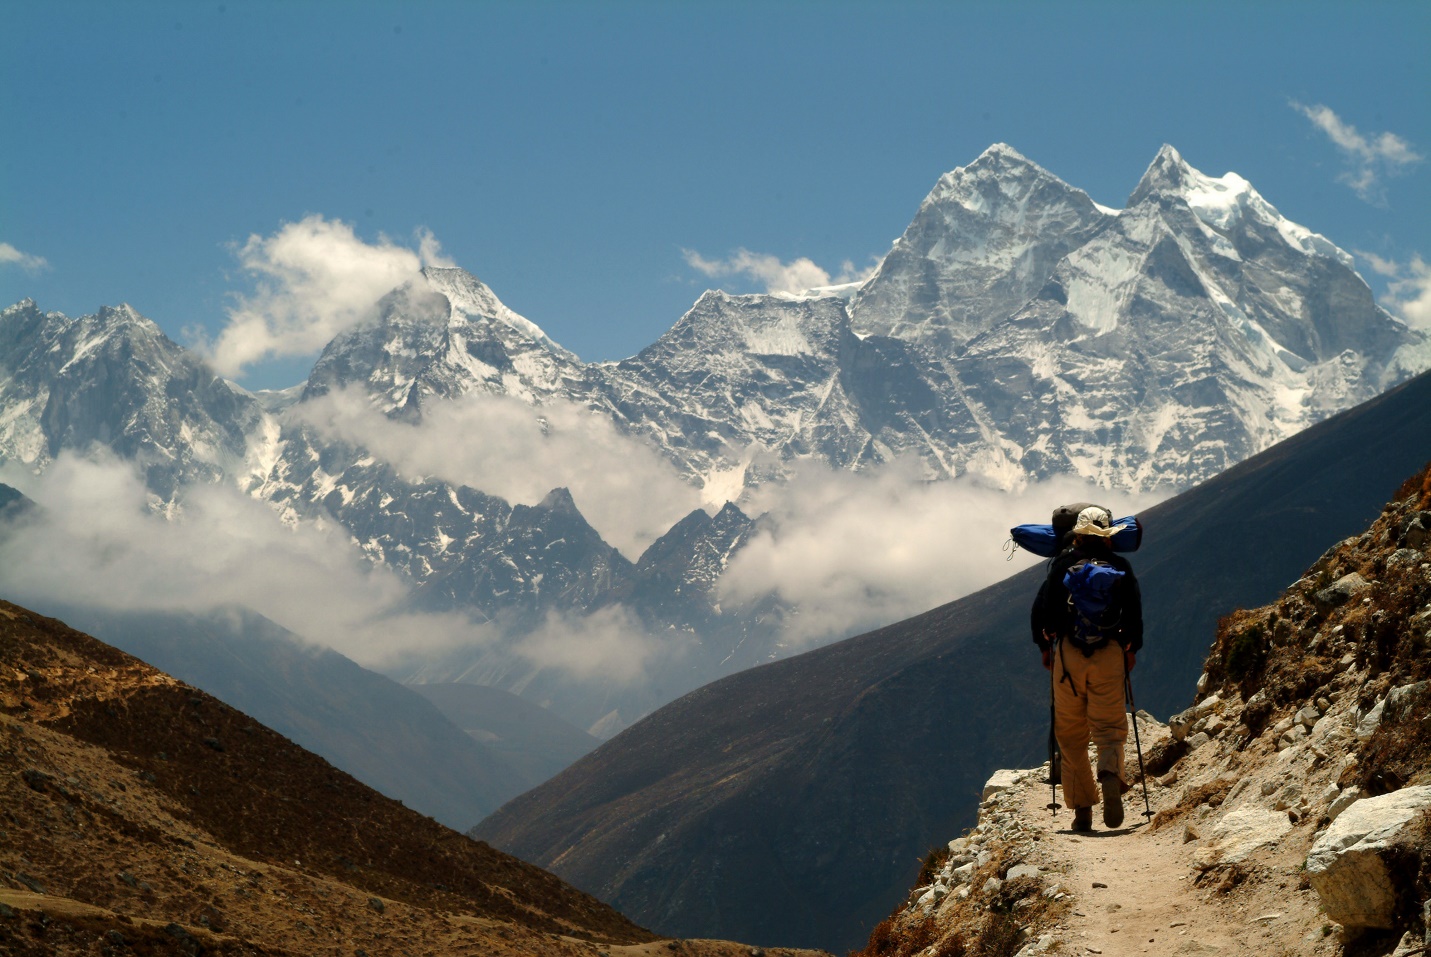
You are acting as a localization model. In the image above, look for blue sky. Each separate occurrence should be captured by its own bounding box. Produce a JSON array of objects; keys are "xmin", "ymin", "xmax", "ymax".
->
[{"xmin": 3, "ymin": 0, "xmax": 1428, "ymax": 390}]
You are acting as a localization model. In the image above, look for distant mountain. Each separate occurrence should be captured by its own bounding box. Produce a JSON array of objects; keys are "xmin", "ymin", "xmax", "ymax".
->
[
  {"xmin": 0, "ymin": 600, "xmax": 828, "ymax": 956},
  {"xmin": 471, "ymin": 368, "xmax": 1431, "ymax": 952},
  {"xmin": 0, "ymin": 141, "xmax": 1423, "ymax": 747},
  {"xmin": 409, "ymin": 681, "xmax": 599, "ymax": 789},
  {"xmin": 0, "ymin": 300, "xmax": 271, "ymax": 498}
]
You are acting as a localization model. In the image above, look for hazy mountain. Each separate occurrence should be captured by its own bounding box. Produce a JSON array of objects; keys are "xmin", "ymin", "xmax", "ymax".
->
[
  {"xmin": 472, "ymin": 368, "xmax": 1431, "ymax": 952},
  {"xmin": 409, "ymin": 681, "xmax": 600, "ymax": 789}
]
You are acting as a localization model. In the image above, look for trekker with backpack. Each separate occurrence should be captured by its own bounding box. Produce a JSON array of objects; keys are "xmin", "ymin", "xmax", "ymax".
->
[{"xmin": 1031, "ymin": 505, "xmax": 1143, "ymax": 831}]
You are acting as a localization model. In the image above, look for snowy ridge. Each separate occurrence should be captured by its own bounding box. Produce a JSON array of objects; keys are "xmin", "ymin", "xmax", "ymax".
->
[{"xmin": 0, "ymin": 142, "xmax": 1424, "ymax": 733}]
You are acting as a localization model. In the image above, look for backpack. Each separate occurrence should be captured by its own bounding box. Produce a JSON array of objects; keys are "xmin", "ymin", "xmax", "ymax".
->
[{"xmin": 1062, "ymin": 558, "xmax": 1127, "ymax": 653}]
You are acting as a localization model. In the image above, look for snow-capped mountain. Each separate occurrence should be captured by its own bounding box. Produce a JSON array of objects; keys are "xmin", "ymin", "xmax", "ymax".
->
[
  {"xmin": 0, "ymin": 299, "xmax": 272, "ymax": 498},
  {"xmin": 849, "ymin": 142, "xmax": 1116, "ymax": 350},
  {"xmin": 0, "ymin": 143, "xmax": 1423, "ymax": 737},
  {"xmin": 936, "ymin": 145, "xmax": 1414, "ymax": 490}
]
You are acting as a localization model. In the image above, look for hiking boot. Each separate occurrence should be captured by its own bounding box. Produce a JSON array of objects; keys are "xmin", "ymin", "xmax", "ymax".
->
[
  {"xmin": 1100, "ymin": 772, "xmax": 1124, "ymax": 828},
  {"xmin": 1071, "ymin": 806, "xmax": 1093, "ymax": 832}
]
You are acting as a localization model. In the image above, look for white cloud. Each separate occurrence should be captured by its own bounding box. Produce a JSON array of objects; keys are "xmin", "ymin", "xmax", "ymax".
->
[
  {"xmin": 0, "ymin": 242, "xmax": 50, "ymax": 274},
  {"xmin": 683, "ymin": 247, "xmax": 878, "ymax": 298},
  {"xmin": 717, "ymin": 459, "xmax": 1166, "ymax": 649},
  {"xmin": 0, "ymin": 452, "xmax": 487, "ymax": 668},
  {"xmin": 513, "ymin": 605, "xmax": 678, "ymax": 685},
  {"xmin": 202, "ymin": 216, "xmax": 453, "ymax": 378},
  {"xmin": 1293, "ymin": 102, "xmax": 1423, "ymax": 203},
  {"xmin": 293, "ymin": 386, "xmax": 704, "ymax": 556},
  {"xmin": 1357, "ymin": 250, "xmax": 1431, "ymax": 332}
]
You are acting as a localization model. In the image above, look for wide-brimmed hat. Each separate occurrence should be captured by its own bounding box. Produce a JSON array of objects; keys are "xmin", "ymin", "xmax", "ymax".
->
[{"xmin": 1069, "ymin": 505, "xmax": 1118, "ymax": 538}]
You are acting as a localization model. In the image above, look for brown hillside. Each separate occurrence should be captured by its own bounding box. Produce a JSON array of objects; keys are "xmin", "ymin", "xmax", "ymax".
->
[{"xmin": 0, "ymin": 603, "xmax": 826, "ymax": 956}]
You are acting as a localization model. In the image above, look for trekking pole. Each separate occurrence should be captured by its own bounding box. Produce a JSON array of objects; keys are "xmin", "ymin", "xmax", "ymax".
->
[
  {"xmin": 1046, "ymin": 640, "xmax": 1061, "ymax": 816},
  {"xmin": 1124, "ymin": 673, "xmax": 1154, "ymax": 822},
  {"xmin": 1047, "ymin": 688, "xmax": 1062, "ymax": 816}
]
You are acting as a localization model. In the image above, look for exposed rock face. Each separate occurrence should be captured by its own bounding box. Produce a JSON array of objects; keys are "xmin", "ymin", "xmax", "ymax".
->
[
  {"xmin": 1306, "ymin": 786, "xmax": 1431, "ymax": 929},
  {"xmin": 0, "ymin": 299, "xmax": 270, "ymax": 498}
]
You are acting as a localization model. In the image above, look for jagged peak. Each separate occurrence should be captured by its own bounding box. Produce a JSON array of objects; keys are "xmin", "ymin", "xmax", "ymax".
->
[
  {"xmin": 922, "ymin": 143, "xmax": 1096, "ymax": 220},
  {"xmin": 537, "ymin": 486, "xmax": 580, "ymax": 515},
  {"xmin": 1126, "ymin": 146, "xmax": 1355, "ymax": 266},
  {"xmin": 1127, "ymin": 144, "xmax": 1196, "ymax": 205},
  {"xmin": 976, "ymin": 141, "xmax": 1033, "ymax": 165},
  {"xmin": 421, "ymin": 266, "xmax": 577, "ymax": 362}
]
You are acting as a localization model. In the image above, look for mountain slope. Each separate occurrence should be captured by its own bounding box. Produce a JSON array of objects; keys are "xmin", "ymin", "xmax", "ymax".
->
[
  {"xmin": 409, "ymin": 681, "xmax": 600, "ymax": 789},
  {"xmin": 473, "ymin": 369, "xmax": 1431, "ymax": 952},
  {"xmin": 0, "ymin": 601, "xmax": 830, "ymax": 957},
  {"xmin": 47, "ymin": 605, "xmax": 532, "ymax": 829},
  {"xmin": 0, "ymin": 600, "xmax": 655, "ymax": 955}
]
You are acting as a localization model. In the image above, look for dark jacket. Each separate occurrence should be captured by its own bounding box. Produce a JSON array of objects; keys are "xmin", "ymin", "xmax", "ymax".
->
[{"xmin": 1030, "ymin": 539, "xmax": 1143, "ymax": 654}]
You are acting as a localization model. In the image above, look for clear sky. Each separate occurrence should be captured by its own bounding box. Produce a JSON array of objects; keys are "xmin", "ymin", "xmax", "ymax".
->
[{"xmin": 3, "ymin": 0, "xmax": 1428, "ymax": 390}]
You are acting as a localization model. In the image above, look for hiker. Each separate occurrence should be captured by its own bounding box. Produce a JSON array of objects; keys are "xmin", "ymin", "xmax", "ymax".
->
[{"xmin": 1031, "ymin": 505, "xmax": 1143, "ymax": 831}]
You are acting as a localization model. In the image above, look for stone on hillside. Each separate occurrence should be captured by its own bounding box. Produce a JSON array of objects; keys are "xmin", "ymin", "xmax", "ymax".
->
[
  {"xmin": 1187, "ymin": 731, "xmax": 1211, "ymax": 751},
  {"xmin": 983, "ymin": 769, "xmax": 1026, "ymax": 801},
  {"xmin": 1279, "ymin": 725, "xmax": 1308, "ymax": 750},
  {"xmin": 1314, "ymin": 573, "xmax": 1371, "ymax": 609},
  {"xmin": 1195, "ymin": 694, "xmax": 1222, "ymax": 717},
  {"xmin": 1007, "ymin": 865, "xmax": 1041, "ymax": 881},
  {"xmin": 1357, "ymin": 699, "xmax": 1386, "ymax": 743},
  {"xmin": 1305, "ymin": 785, "xmax": 1431, "ymax": 929},
  {"xmin": 1193, "ymin": 806, "xmax": 1293, "ymax": 870},
  {"xmin": 1329, "ymin": 788, "xmax": 1363, "ymax": 822},
  {"xmin": 1384, "ymin": 680, "xmax": 1429, "ymax": 724},
  {"xmin": 1296, "ymin": 705, "xmax": 1321, "ymax": 728},
  {"xmin": 1169, "ymin": 707, "xmax": 1197, "ymax": 741}
]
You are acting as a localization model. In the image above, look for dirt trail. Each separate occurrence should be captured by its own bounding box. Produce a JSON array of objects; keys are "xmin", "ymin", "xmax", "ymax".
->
[{"xmin": 1010, "ymin": 763, "xmax": 1332, "ymax": 956}]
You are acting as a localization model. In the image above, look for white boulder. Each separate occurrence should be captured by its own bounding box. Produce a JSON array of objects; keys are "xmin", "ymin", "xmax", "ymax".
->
[
  {"xmin": 1306, "ymin": 786, "xmax": 1431, "ymax": 929},
  {"xmin": 1193, "ymin": 806, "xmax": 1292, "ymax": 870},
  {"xmin": 982, "ymin": 769, "xmax": 1027, "ymax": 801}
]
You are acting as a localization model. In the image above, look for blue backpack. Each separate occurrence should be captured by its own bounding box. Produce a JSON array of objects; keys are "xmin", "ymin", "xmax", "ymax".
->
[{"xmin": 1063, "ymin": 558, "xmax": 1127, "ymax": 651}]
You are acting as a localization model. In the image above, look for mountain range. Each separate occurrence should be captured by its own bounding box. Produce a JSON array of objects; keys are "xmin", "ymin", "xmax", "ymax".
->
[{"xmin": 0, "ymin": 142, "xmax": 1422, "ymax": 745}]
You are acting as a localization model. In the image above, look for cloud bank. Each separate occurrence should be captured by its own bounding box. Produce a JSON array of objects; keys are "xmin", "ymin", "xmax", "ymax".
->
[
  {"xmin": 1293, "ymin": 102, "xmax": 1423, "ymax": 203},
  {"xmin": 0, "ymin": 242, "xmax": 50, "ymax": 274},
  {"xmin": 684, "ymin": 247, "xmax": 878, "ymax": 298},
  {"xmin": 293, "ymin": 386, "xmax": 704, "ymax": 556},
  {"xmin": 0, "ymin": 452, "xmax": 486, "ymax": 668},
  {"xmin": 202, "ymin": 216, "xmax": 452, "ymax": 378},
  {"xmin": 1359, "ymin": 250, "xmax": 1431, "ymax": 332},
  {"xmin": 718, "ymin": 459, "xmax": 1166, "ymax": 648}
]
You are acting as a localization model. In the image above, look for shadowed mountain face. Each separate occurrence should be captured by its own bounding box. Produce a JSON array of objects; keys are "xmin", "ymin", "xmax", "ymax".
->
[
  {"xmin": 0, "ymin": 601, "xmax": 660, "ymax": 956},
  {"xmin": 408, "ymin": 681, "xmax": 599, "ymax": 788},
  {"xmin": 42, "ymin": 606, "xmax": 534, "ymax": 830},
  {"xmin": 473, "ymin": 370, "xmax": 1431, "ymax": 952}
]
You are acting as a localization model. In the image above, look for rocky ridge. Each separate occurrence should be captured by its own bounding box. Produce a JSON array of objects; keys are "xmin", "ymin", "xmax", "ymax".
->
[{"xmin": 852, "ymin": 466, "xmax": 1431, "ymax": 957}]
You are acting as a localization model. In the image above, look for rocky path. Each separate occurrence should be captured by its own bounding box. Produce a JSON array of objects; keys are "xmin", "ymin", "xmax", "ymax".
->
[{"xmin": 1004, "ymin": 736, "xmax": 1341, "ymax": 957}]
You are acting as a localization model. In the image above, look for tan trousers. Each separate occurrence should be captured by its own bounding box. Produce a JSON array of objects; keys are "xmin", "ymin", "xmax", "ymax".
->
[{"xmin": 1053, "ymin": 640, "xmax": 1128, "ymax": 810}]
